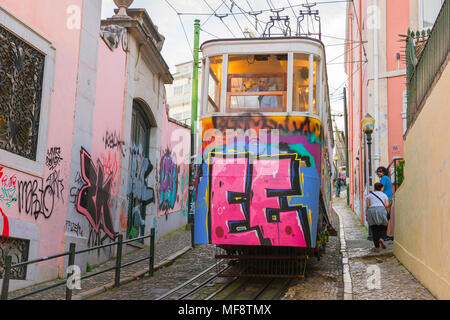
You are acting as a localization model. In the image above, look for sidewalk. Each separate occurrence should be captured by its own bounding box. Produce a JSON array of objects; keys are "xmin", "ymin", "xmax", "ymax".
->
[
  {"xmin": 7, "ymin": 226, "xmax": 192, "ymax": 300},
  {"xmin": 333, "ymin": 197, "xmax": 435, "ymax": 300}
]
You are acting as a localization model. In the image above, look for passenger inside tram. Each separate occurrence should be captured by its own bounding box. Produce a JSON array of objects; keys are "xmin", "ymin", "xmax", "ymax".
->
[
  {"xmin": 245, "ymin": 77, "xmax": 279, "ymax": 108},
  {"xmin": 227, "ymin": 54, "xmax": 287, "ymax": 111}
]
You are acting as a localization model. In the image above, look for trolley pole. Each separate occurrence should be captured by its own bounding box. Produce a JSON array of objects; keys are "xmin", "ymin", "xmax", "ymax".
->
[
  {"xmin": 188, "ymin": 19, "xmax": 200, "ymax": 248},
  {"xmin": 343, "ymin": 87, "xmax": 349, "ymax": 206}
]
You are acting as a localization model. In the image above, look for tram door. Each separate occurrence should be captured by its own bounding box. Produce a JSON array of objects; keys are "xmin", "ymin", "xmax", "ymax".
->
[{"xmin": 127, "ymin": 103, "xmax": 151, "ymax": 240}]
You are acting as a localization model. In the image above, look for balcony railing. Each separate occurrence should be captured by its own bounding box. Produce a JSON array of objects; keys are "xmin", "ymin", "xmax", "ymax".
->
[{"xmin": 405, "ymin": 0, "xmax": 449, "ymax": 130}]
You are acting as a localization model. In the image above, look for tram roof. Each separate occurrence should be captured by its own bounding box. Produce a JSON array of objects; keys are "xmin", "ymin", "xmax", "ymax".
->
[{"xmin": 200, "ymin": 36, "xmax": 326, "ymax": 52}]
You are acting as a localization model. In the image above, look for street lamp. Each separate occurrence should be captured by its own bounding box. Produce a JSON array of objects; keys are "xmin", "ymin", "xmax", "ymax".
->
[{"xmin": 362, "ymin": 113, "xmax": 375, "ymax": 189}]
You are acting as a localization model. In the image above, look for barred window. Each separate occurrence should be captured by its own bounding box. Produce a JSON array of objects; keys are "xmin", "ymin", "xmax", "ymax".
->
[
  {"xmin": 0, "ymin": 25, "xmax": 45, "ymax": 160},
  {"xmin": 0, "ymin": 237, "xmax": 30, "ymax": 280}
]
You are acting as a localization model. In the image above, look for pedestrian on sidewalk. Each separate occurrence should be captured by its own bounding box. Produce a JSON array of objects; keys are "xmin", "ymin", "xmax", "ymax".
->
[
  {"xmin": 365, "ymin": 182, "xmax": 389, "ymax": 252},
  {"xmin": 335, "ymin": 176, "xmax": 342, "ymax": 198},
  {"xmin": 376, "ymin": 166, "xmax": 393, "ymax": 240}
]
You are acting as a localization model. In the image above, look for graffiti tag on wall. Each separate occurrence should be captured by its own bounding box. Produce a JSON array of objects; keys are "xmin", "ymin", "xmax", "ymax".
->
[
  {"xmin": 159, "ymin": 148, "xmax": 178, "ymax": 213},
  {"xmin": 0, "ymin": 167, "xmax": 17, "ymax": 207},
  {"xmin": 76, "ymin": 148, "xmax": 117, "ymax": 240},
  {"xmin": 46, "ymin": 147, "xmax": 63, "ymax": 170},
  {"xmin": 127, "ymin": 144, "xmax": 154, "ymax": 238},
  {"xmin": 103, "ymin": 129, "xmax": 125, "ymax": 157}
]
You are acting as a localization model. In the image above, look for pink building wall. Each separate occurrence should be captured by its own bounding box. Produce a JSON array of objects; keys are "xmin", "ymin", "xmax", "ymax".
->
[
  {"xmin": 157, "ymin": 108, "xmax": 190, "ymax": 217},
  {"xmin": 0, "ymin": 0, "xmax": 84, "ymax": 279},
  {"xmin": 346, "ymin": 0, "xmax": 408, "ymax": 225},
  {"xmin": 386, "ymin": 0, "xmax": 409, "ymax": 160},
  {"xmin": 65, "ymin": 37, "xmax": 128, "ymax": 249},
  {"xmin": 1, "ymin": 1, "xmax": 190, "ymax": 288}
]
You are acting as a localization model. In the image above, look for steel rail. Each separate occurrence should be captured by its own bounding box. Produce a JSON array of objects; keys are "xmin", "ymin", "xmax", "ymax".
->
[
  {"xmin": 251, "ymin": 278, "xmax": 275, "ymax": 300},
  {"xmin": 204, "ymin": 277, "xmax": 238, "ymax": 300},
  {"xmin": 155, "ymin": 259, "xmax": 225, "ymax": 300},
  {"xmin": 176, "ymin": 265, "xmax": 231, "ymax": 300}
]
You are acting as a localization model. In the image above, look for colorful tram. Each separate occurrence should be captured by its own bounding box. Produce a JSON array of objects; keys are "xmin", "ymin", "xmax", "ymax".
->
[{"xmin": 193, "ymin": 36, "xmax": 336, "ymax": 277}]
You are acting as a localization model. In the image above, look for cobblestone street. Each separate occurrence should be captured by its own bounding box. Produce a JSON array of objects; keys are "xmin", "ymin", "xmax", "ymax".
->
[
  {"xmin": 86, "ymin": 196, "xmax": 435, "ymax": 301},
  {"xmin": 88, "ymin": 242, "xmax": 217, "ymax": 300},
  {"xmin": 6, "ymin": 197, "xmax": 436, "ymax": 301},
  {"xmin": 333, "ymin": 197, "xmax": 435, "ymax": 300}
]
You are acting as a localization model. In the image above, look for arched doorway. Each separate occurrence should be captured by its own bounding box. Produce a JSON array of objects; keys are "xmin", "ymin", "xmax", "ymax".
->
[{"xmin": 127, "ymin": 99, "xmax": 156, "ymax": 240}]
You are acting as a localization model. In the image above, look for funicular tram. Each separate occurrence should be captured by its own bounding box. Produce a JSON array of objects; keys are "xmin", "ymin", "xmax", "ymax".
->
[{"xmin": 192, "ymin": 10, "xmax": 336, "ymax": 278}]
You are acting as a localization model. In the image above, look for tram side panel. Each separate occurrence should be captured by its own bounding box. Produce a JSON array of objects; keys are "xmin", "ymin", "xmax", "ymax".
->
[{"xmin": 194, "ymin": 115, "xmax": 325, "ymax": 248}]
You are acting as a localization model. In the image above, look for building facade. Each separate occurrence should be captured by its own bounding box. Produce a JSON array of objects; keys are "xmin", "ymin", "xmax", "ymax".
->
[
  {"xmin": 166, "ymin": 60, "xmax": 202, "ymax": 126},
  {"xmin": 0, "ymin": 0, "xmax": 190, "ymax": 291},
  {"xmin": 344, "ymin": 0, "xmax": 444, "ymax": 227}
]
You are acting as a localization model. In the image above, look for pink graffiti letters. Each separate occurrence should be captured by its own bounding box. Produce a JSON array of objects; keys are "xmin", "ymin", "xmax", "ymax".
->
[
  {"xmin": 209, "ymin": 152, "xmax": 310, "ymax": 247},
  {"xmin": 76, "ymin": 148, "xmax": 117, "ymax": 240}
]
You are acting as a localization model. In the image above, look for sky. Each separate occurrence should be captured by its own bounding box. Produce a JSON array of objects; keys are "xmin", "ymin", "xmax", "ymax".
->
[{"xmin": 101, "ymin": 0, "xmax": 349, "ymax": 130}]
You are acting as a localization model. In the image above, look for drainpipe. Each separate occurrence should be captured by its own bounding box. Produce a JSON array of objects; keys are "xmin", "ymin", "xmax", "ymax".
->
[
  {"xmin": 348, "ymin": 11, "xmax": 354, "ymax": 210},
  {"xmin": 373, "ymin": 0, "xmax": 380, "ymax": 173},
  {"xmin": 359, "ymin": 0, "xmax": 364, "ymax": 223}
]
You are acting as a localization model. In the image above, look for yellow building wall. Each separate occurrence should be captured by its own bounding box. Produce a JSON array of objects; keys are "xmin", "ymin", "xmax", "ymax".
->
[{"xmin": 394, "ymin": 62, "xmax": 450, "ymax": 299}]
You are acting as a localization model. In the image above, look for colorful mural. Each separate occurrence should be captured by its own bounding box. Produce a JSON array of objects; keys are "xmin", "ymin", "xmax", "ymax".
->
[
  {"xmin": 157, "ymin": 111, "xmax": 190, "ymax": 217},
  {"xmin": 194, "ymin": 115, "xmax": 323, "ymax": 248}
]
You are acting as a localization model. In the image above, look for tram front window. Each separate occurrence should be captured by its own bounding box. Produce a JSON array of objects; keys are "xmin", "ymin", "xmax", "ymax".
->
[{"xmin": 227, "ymin": 54, "xmax": 287, "ymax": 112}]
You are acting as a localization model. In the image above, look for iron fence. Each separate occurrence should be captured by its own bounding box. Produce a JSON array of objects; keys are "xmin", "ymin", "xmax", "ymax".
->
[
  {"xmin": 387, "ymin": 158, "xmax": 405, "ymax": 194},
  {"xmin": 1, "ymin": 228, "xmax": 155, "ymax": 300},
  {"xmin": 406, "ymin": 0, "xmax": 450, "ymax": 130}
]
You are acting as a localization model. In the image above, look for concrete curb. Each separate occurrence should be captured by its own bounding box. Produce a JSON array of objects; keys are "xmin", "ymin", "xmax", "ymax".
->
[
  {"xmin": 72, "ymin": 246, "xmax": 192, "ymax": 300},
  {"xmin": 333, "ymin": 207, "xmax": 353, "ymax": 300}
]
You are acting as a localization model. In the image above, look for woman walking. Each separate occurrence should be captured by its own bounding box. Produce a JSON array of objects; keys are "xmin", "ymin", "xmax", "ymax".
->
[
  {"xmin": 366, "ymin": 182, "xmax": 390, "ymax": 252},
  {"xmin": 376, "ymin": 166, "xmax": 393, "ymax": 240}
]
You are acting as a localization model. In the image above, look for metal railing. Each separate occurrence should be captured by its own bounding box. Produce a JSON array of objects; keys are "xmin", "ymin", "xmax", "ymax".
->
[
  {"xmin": 387, "ymin": 158, "xmax": 405, "ymax": 194},
  {"xmin": 406, "ymin": 0, "xmax": 450, "ymax": 130},
  {"xmin": 1, "ymin": 228, "xmax": 155, "ymax": 300}
]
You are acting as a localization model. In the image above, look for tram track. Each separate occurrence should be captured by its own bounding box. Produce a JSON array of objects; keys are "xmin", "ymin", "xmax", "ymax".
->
[
  {"xmin": 156, "ymin": 259, "xmax": 230, "ymax": 300},
  {"xmin": 156, "ymin": 259, "xmax": 293, "ymax": 301}
]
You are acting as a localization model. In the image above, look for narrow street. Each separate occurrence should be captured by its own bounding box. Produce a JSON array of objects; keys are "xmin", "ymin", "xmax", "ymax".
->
[
  {"xmin": 83, "ymin": 196, "xmax": 434, "ymax": 301},
  {"xmin": 1, "ymin": 0, "xmax": 447, "ymax": 303}
]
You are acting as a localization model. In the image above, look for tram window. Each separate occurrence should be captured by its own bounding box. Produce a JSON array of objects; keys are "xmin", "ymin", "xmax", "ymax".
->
[
  {"xmin": 293, "ymin": 54, "xmax": 318, "ymax": 114},
  {"xmin": 207, "ymin": 56, "xmax": 222, "ymax": 113},
  {"xmin": 312, "ymin": 56, "xmax": 318, "ymax": 115},
  {"xmin": 226, "ymin": 54, "xmax": 287, "ymax": 112}
]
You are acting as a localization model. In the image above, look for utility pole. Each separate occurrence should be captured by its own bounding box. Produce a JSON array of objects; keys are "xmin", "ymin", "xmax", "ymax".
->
[
  {"xmin": 188, "ymin": 19, "xmax": 200, "ymax": 248},
  {"xmin": 343, "ymin": 87, "xmax": 349, "ymax": 206}
]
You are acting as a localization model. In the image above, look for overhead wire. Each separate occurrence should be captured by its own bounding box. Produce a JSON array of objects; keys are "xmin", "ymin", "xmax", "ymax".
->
[
  {"xmin": 350, "ymin": 0, "xmax": 368, "ymax": 62},
  {"xmin": 229, "ymin": 0, "xmax": 263, "ymax": 36},
  {"xmin": 174, "ymin": 0, "xmax": 351, "ymax": 17},
  {"xmin": 221, "ymin": 0, "xmax": 246, "ymax": 37},
  {"xmin": 201, "ymin": 1, "xmax": 226, "ymax": 27},
  {"xmin": 202, "ymin": 0, "xmax": 237, "ymax": 37},
  {"xmin": 200, "ymin": 27, "xmax": 221, "ymax": 39},
  {"xmin": 326, "ymin": 40, "xmax": 364, "ymax": 65},
  {"xmin": 164, "ymin": 0, "xmax": 194, "ymax": 58},
  {"xmin": 329, "ymin": 60, "xmax": 367, "ymax": 97}
]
